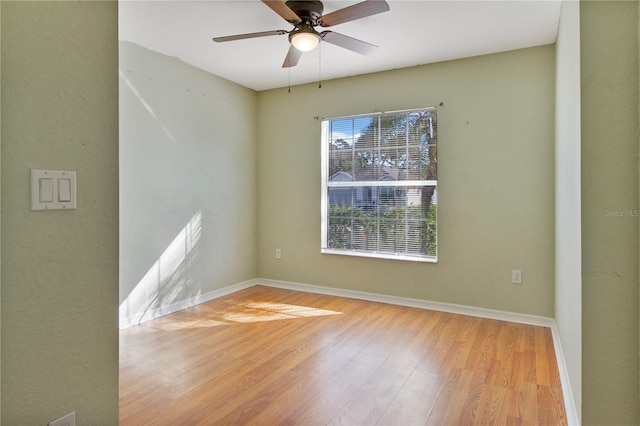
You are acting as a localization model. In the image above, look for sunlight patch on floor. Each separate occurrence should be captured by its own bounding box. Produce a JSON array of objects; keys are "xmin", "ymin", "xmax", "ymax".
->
[
  {"xmin": 148, "ymin": 318, "xmax": 230, "ymax": 331},
  {"xmin": 220, "ymin": 301, "xmax": 343, "ymax": 323},
  {"xmin": 124, "ymin": 300, "xmax": 344, "ymax": 331}
]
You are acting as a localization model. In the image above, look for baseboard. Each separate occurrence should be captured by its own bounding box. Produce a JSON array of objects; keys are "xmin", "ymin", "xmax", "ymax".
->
[
  {"xmin": 118, "ymin": 276, "xmax": 579, "ymax": 424},
  {"xmin": 256, "ymin": 278, "xmax": 579, "ymax": 425},
  {"xmin": 118, "ymin": 279, "xmax": 256, "ymax": 329},
  {"xmin": 256, "ymin": 278, "xmax": 555, "ymax": 327},
  {"xmin": 550, "ymin": 324, "xmax": 581, "ymax": 425}
]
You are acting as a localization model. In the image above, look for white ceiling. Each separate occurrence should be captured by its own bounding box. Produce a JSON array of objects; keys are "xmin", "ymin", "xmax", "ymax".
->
[{"xmin": 119, "ymin": 0, "xmax": 561, "ymax": 91}]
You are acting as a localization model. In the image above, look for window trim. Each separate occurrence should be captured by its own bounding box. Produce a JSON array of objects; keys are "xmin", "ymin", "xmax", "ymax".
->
[
  {"xmin": 320, "ymin": 107, "xmax": 438, "ymax": 263},
  {"xmin": 321, "ymin": 247, "xmax": 438, "ymax": 263}
]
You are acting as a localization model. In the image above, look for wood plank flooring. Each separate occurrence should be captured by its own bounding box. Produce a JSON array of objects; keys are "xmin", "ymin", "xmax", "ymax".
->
[{"xmin": 120, "ymin": 285, "xmax": 567, "ymax": 425}]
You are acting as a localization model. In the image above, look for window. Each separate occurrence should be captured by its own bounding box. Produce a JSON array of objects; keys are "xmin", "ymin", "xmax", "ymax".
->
[{"xmin": 321, "ymin": 108, "xmax": 438, "ymax": 262}]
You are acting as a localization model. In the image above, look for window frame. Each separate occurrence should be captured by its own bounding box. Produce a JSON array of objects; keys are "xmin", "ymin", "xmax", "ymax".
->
[{"xmin": 320, "ymin": 107, "xmax": 438, "ymax": 263}]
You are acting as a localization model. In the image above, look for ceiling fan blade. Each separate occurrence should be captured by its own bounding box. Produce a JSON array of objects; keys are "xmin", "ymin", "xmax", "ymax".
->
[
  {"xmin": 213, "ymin": 30, "xmax": 288, "ymax": 43},
  {"xmin": 321, "ymin": 31, "xmax": 378, "ymax": 55},
  {"xmin": 319, "ymin": 0, "xmax": 390, "ymax": 27},
  {"xmin": 262, "ymin": 0, "xmax": 301, "ymax": 23},
  {"xmin": 282, "ymin": 45, "xmax": 302, "ymax": 68}
]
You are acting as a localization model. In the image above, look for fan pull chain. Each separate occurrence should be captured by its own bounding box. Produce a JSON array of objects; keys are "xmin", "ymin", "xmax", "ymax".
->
[
  {"xmin": 288, "ymin": 67, "xmax": 291, "ymax": 93},
  {"xmin": 318, "ymin": 42, "xmax": 322, "ymax": 89}
]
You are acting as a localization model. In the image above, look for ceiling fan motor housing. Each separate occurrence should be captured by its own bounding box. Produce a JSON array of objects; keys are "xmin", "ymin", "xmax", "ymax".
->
[
  {"xmin": 213, "ymin": 0, "xmax": 390, "ymax": 68},
  {"xmin": 285, "ymin": 0, "xmax": 324, "ymax": 24}
]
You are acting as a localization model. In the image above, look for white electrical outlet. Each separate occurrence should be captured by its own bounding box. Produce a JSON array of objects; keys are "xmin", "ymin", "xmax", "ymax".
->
[
  {"xmin": 512, "ymin": 270, "xmax": 522, "ymax": 284},
  {"xmin": 275, "ymin": 248, "xmax": 281, "ymax": 260},
  {"xmin": 49, "ymin": 412, "xmax": 75, "ymax": 426}
]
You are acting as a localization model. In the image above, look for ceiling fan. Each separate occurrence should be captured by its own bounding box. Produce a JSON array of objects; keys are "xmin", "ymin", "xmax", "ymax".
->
[{"xmin": 212, "ymin": 0, "xmax": 390, "ymax": 68}]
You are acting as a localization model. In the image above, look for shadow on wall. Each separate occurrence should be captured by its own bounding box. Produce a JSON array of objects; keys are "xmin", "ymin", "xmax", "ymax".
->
[
  {"xmin": 119, "ymin": 41, "xmax": 259, "ymax": 329},
  {"xmin": 119, "ymin": 211, "xmax": 202, "ymax": 325}
]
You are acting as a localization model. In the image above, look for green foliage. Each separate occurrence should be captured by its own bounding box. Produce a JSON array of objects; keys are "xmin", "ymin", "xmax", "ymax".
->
[
  {"xmin": 327, "ymin": 202, "xmax": 437, "ymax": 257},
  {"xmin": 328, "ymin": 111, "xmax": 437, "ymax": 181},
  {"xmin": 326, "ymin": 109, "xmax": 438, "ymax": 258}
]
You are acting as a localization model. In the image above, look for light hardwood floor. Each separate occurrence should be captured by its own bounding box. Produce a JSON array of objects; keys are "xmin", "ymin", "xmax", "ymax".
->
[{"xmin": 120, "ymin": 285, "xmax": 566, "ymax": 425}]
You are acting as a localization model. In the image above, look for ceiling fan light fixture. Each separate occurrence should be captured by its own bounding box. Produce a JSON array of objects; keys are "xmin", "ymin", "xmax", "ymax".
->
[
  {"xmin": 213, "ymin": 0, "xmax": 391, "ymax": 69},
  {"xmin": 290, "ymin": 26, "xmax": 321, "ymax": 52}
]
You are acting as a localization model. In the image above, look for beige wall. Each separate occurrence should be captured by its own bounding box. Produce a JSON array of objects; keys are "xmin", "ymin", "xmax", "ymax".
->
[
  {"xmin": 554, "ymin": 1, "xmax": 582, "ymax": 420},
  {"xmin": 0, "ymin": 1, "xmax": 3, "ymax": 414},
  {"xmin": 119, "ymin": 42, "xmax": 258, "ymax": 324},
  {"xmin": 257, "ymin": 46, "xmax": 556, "ymax": 317},
  {"xmin": 581, "ymin": 1, "xmax": 639, "ymax": 424},
  {"xmin": 3, "ymin": 3, "xmax": 636, "ymax": 424},
  {"xmin": 1, "ymin": 2, "xmax": 119, "ymax": 423}
]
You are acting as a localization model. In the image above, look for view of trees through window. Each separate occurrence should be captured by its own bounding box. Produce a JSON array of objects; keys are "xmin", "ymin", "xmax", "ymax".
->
[{"xmin": 322, "ymin": 108, "xmax": 437, "ymax": 260}]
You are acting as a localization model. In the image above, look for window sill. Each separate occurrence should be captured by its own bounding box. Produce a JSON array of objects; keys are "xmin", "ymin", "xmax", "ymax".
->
[{"xmin": 321, "ymin": 248, "xmax": 437, "ymax": 263}]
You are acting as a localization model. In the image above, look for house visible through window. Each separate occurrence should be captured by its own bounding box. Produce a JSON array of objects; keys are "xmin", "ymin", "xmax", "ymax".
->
[{"xmin": 321, "ymin": 108, "xmax": 438, "ymax": 262}]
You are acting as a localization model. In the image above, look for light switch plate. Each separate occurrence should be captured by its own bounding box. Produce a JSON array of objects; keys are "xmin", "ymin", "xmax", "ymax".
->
[{"xmin": 31, "ymin": 170, "xmax": 77, "ymax": 211}]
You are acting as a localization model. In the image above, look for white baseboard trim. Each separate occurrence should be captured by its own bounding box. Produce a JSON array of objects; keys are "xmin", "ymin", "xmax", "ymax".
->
[
  {"xmin": 255, "ymin": 278, "xmax": 579, "ymax": 425},
  {"xmin": 119, "ymin": 279, "xmax": 256, "ymax": 329},
  {"xmin": 256, "ymin": 278, "xmax": 555, "ymax": 327},
  {"xmin": 119, "ymin": 276, "xmax": 579, "ymax": 424},
  {"xmin": 550, "ymin": 324, "xmax": 581, "ymax": 425}
]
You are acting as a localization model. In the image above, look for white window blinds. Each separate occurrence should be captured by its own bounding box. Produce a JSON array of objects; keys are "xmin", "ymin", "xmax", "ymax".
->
[{"xmin": 321, "ymin": 108, "xmax": 438, "ymax": 262}]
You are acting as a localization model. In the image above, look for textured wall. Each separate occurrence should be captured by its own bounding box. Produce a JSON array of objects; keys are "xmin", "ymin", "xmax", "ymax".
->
[
  {"xmin": 257, "ymin": 46, "xmax": 556, "ymax": 317},
  {"xmin": 1, "ymin": 2, "xmax": 119, "ymax": 423},
  {"xmin": 581, "ymin": 1, "xmax": 639, "ymax": 424},
  {"xmin": 119, "ymin": 42, "xmax": 258, "ymax": 323},
  {"xmin": 0, "ymin": 1, "xmax": 3, "ymax": 414},
  {"xmin": 554, "ymin": 1, "xmax": 582, "ymax": 421}
]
